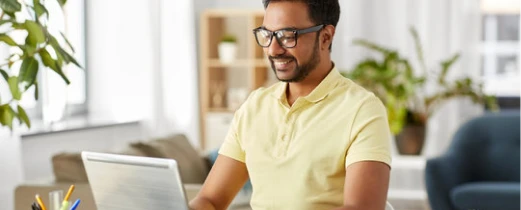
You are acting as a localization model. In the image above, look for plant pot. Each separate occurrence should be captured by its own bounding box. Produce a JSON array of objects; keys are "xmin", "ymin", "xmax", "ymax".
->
[
  {"xmin": 218, "ymin": 42, "xmax": 237, "ymax": 64},
  {"xmin": 395, "ymin": 124, "xmax": 426, "ymax": 155}
]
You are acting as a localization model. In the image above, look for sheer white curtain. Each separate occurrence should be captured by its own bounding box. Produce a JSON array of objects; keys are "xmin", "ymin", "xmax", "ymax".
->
[
  {"xmin": 145, "ymin": 0, "xmax": 199, "ymax": 145},
  {"xmin": 87, "ymin": 0, "xmax": 199, "ymax": 146},
  {"xmin": 332, "ymin": 0, "xmax": 483, "ymax": 156}
]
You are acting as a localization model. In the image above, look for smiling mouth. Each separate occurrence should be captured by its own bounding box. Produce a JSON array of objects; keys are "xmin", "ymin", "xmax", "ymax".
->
[{"xmin": 274, "ymin": 60, "xmax": 292, "ymax": 65}]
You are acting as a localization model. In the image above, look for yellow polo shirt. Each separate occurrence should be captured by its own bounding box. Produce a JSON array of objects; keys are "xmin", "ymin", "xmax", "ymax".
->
[{"xmin": 219, "ymin": 67, "xmax": 392, "ymax": 210}]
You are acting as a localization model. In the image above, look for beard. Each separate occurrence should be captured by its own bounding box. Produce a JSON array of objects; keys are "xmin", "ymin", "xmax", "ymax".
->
[{"xmin": 269, "ymin": 35, "xmax": 320, "ymax": 83}]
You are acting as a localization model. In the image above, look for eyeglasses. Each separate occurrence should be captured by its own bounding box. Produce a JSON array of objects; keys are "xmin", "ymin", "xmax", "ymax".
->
[{"xmin": 252, "ymin": 24, "xmax": 324, "ymax": 48}]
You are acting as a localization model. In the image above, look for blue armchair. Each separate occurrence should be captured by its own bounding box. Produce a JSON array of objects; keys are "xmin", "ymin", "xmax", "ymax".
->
[{"xmin": 425, "ymin": 112, "xmax": 520, "ymax": 210}]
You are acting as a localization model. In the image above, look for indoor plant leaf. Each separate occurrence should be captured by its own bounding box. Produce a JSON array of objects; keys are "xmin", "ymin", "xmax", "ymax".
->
[
  {"xmin": 39, "ymin": 48, "xmax": 71, "ymax": 84},
  {"xmin": 0, "ymin": 69, "xmax": 8, "ymax": 80},
  {"xmin": 8, "ymin": 76, "xmax": 21, "ymax": 100},
  {"xmin": 24, "ymin": 20, "xmax": 46, "ymax": 46},
  {"xmin": 18, "ymin": 57, "xmax": 39, "ymax": 90},
  {"xmin": 34, "ymin": 80, "xmax": 39, "ymax": 100},
  {"xmin": 60, "ymin": 32, "xmax": 75, "ymax": 53},
  {"xmin": 57, "ymin": 0, "xmax": 67, "ymax": 7},
  {"xmin": 0, "ymin": 33, "xmax": 18, "ymax": 46},
  {"xmin": 0, "ymin": 0, "xmax": 22, "ymax": 14},
  {"xmin": 33, "ymin": 1, "xmax": 49, "ymax": 19},
  {"xmin": 410, "ymin": 27, "xmax": 427, "ymax": 74},
  {"xmin": 49, "ymin": 35, "xmax": 82, "ymax": 68},
  {"xmin": 438, "ymin": 53, "xmax": 460, "ymax": 85},
  {"xmin": 17, "ymin": 105, "xmax": 30, "ymax": 128},
  {"xmin": 0, "ymin": 104, "xmax": 14, "ymax": 130}
]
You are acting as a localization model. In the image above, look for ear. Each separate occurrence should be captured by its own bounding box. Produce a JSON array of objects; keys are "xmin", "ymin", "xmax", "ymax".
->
[{"xmin": 320, "ymin": 25, "xmax": 336, "ymax": 50}]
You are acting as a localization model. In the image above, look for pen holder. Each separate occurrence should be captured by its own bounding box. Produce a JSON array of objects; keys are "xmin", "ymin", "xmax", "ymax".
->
[{"xmin": 48, "ymin": 190, "xmax": 63, "ymax": 210}]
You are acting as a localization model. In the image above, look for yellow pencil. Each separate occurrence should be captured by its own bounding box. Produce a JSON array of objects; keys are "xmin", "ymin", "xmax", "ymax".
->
[
  {"xmin": 64, "ymin": 185, "xmax": 75, "ymax": 201},
  {"xmin": 35, "ymin": 194, "xmax": 47, "ymax": 210},
  {"xmin": 60, "ymin": 185, "xmax": 75, "ymax": 210}
]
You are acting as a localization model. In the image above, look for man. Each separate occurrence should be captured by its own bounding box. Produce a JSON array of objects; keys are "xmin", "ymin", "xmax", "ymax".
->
[{"xmin": 190, "ymin": 0, "xmax": 392, "ymax": 209}]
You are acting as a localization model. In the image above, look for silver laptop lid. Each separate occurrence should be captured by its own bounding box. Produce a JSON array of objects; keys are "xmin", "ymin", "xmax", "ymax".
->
[{"xmin": 81, "ymin": 151, "xmax": 190, "ymax": 210}]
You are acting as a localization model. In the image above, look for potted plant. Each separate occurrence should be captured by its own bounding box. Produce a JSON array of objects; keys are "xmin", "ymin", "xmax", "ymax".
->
[
  {"xmin": 218, "ymin": 34, "xmax": 237, "ymax": 64},
  {"xmin": 0, "ymin": 0, "xmax": 81, "ymax": 131},
  {"xmin": 342, "ymin": 27, "xmax": 498, "ymax": 155}
]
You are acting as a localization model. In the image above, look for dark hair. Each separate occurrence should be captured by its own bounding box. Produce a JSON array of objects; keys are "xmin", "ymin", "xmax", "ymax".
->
[
  {"xmin": 263, "ymin": 0, "xmax": 340, "ymax": 27},
  {"xmin": 263, "ymin": 0, "xmax": 340, "ymax": 50}
]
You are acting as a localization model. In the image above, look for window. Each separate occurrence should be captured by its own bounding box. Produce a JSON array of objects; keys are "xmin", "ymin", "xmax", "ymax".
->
[
  {"xmin": 4, "ymin": 0, "xmax": 87, "ymax": 123},
  {"xmin": 480, "ymin": 0, "xmax": 520, "ymax": 97}
]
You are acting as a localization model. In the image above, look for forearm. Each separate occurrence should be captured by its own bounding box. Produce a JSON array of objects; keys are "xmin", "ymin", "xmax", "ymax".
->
[{"xmin": 189, "ymin": 197, "xmax": 217, "ymax": 210}]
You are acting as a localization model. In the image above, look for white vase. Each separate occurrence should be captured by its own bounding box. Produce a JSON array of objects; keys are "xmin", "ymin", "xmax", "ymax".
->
[{"xmin": 218, "ymin": 42, "xmax": 237, "ymax": 64}]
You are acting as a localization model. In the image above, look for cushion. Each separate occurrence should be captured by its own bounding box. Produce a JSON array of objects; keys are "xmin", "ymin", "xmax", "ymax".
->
[
  {"xmin": 52, "ymin": 153, "xmax": 89, "ymax": 183},
  {"xmin": 52, "ymin": 143, "xmax": 148, "ymax": 182},
  {"xmin": 139, "ymin": 134, "xmax": 210, "ymax": 184},
  {"xmin": 451, "ymin": 182, "xmax": 520, "ymax": 210},
  {"xmin": 52, "ymin": 134, "xmax": 209, "ymax": 184}
]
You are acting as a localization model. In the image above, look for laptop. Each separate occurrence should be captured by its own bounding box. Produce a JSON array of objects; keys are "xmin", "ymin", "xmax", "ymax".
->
[{"xmin": 81, "ymin": 151, "xmax": 190, "ymax": 210}]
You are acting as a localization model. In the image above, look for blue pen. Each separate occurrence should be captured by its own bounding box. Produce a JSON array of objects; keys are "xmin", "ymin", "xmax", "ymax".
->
[{"xmin": 69, "ymin": 199, "xmax": 80, "ymax": 210}]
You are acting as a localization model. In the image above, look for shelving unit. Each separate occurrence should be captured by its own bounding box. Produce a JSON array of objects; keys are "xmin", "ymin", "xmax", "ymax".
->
[{"xmin": 199, "ymin": 9, "xmax": 275, "ymax": 152}]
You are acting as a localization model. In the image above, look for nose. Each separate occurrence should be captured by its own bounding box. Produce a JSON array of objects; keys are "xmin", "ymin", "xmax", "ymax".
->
[{"xmin": 266, "ymin": 36, "xmax": 285, "ymax": 57}]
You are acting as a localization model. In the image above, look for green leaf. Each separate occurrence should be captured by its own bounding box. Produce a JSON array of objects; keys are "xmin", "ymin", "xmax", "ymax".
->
[
  {"xmin": 57, "ymin": 0, "xmax": 67, "ymax": 7},
  {"xmin": 8, "ymin": 76, "xmax": 21, "ymax": 100},
  {"xmin": 25, "ymin": 20, "xmax": 46, "ymax": 46},
  {"xmin": 49, "ymin": 35, "xmax": 82, "ymax": 68},
  {"xmin": 34, "ymin": 2, "xmax": 48, "ymax": 19},
  {"xmin": 0, "ymin": 20, "xmax": 11, "ymax": 26},
  {"xmin": 18, "ymin": 57, "xmax": 39, "ymax": 90},
  {"xmin": 17, "ymin": 105, "xmax": 30, "ymax": 128},
  {"xmin": 439, "ymin": 53, "xmax": 460, "ymax": 84},
  {"xmin": 0, "ymin": 104, "xmax": 14, "ymax": 130},
  {"xmin": 0, "ymin": 69, "xmax": 8, "ymax": 81},
  {"xmin": 0, "ymin": 33, "xmax": 17, "ymax": 46},
  {"xmin": 34, "ymin": 80, "xmax": 39, "ymax": 100},
  {"xmin": 60, "ymin": 32, "xmax": 75, "ymax": 53},
  {"xmin": 39, "ymin": 48, "xmax": 57, "ymax": 69},
  {"xmin": 410, "ymin": 27, "xmax": 427, "ymax": 74},
  {"xmin": 353, "ymin": 39, "xmax": 393, "ymax": 55},
  {"xmin": 38, "ymin": 48, "xmax": 70, "ymax": 84},
  {"xmin": 0, "ymin": 0, "xmax": 22, "ymax": 14}
]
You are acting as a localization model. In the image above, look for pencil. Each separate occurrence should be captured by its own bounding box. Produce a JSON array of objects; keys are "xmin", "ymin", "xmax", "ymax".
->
[
  {"xmin": 63, "ymin": 185, "xmax": 75, "ymax": 201},
  {"xmin": 60, "ymin": 185, "xmax": 75, "ymax": 210},
  {"xmin": 35, "ymin": 194, "xmax": 47, "ymax": 210}
]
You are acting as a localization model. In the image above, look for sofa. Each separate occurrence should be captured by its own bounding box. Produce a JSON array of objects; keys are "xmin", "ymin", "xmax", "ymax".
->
[
  {"xmin": 14, "ymin": 134, "xmax": 251, "ymax": 210},
  {"xmin": 425, "ymin": 111, "xmax": 520, "ymax": 210}
]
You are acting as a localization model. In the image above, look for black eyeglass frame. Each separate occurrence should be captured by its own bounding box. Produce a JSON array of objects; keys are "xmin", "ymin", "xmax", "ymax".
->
[{"xmin": 252, "ymin": 24, "xmax": 325, "ymax": 48}]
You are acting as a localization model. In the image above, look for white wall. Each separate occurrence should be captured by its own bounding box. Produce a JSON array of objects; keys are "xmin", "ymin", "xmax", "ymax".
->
[
  {"xmin": 0, "ymin": 132, "xmax": 23, "ymax": 210},
  {"xmin": 21, "ymin": 123, "xmax": 142, "ymax": 181}
]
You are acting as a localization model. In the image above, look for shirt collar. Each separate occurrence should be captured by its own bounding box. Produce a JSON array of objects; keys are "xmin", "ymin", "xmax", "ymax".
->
[{"xmin": 271, "ymin": 66, "xmax": 344, "ymax": 103}]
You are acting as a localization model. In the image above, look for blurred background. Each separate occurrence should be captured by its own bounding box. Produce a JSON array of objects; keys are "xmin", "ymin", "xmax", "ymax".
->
[{"xmin": 0, "ymin": 0, "xmax": 519, "ymax": 210}]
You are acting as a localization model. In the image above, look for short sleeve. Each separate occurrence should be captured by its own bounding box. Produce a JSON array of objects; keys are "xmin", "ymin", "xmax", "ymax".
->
[
  {"xmin": 345, "ymin": 95, "xmax": 392, "ymax": 168},
  {"xmin": 218, "ymin": 108, "xmax": 246, "ymax": 162},
  {"xmin": 217, "ymin": 88, "xmax": 263, "ymax": 163}
]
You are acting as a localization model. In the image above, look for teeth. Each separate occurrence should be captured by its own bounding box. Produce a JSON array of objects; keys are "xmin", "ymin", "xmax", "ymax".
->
[{"xmin": 274, "ymin": 60, "xmax": 291, "ymax": 65}]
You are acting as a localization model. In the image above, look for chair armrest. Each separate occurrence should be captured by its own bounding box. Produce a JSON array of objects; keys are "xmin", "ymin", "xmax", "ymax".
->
[{"xmin": 425, "ymin": 155, "xmax": 472, "ymax": 210}]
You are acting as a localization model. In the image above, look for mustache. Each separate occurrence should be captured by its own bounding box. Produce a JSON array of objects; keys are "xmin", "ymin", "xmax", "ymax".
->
[{"xmin": 269, "ymin": 55, "xmax": 295, "ymax": 61}]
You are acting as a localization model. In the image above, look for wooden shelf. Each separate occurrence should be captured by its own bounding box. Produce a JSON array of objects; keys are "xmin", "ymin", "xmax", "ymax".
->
[
  {"xmin": 208, "ymin": 59, "xmax": 269, "ymax": 68},
  {"xmin": 200, "ymin": 9, "xmax": 266, "ymax": 151},
  {"xmin": 208, "ymin": 107, "xmax": 236, "ymax": 113},
  {"xmin": 208, "ymin": 59, "xmax": 251, "ymax": 68}
]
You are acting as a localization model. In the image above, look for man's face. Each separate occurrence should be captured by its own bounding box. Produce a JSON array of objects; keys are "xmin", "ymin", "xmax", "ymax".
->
[{"xmin": 263, "ymin": 2, "xmax": 321, "ymax": 82}]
